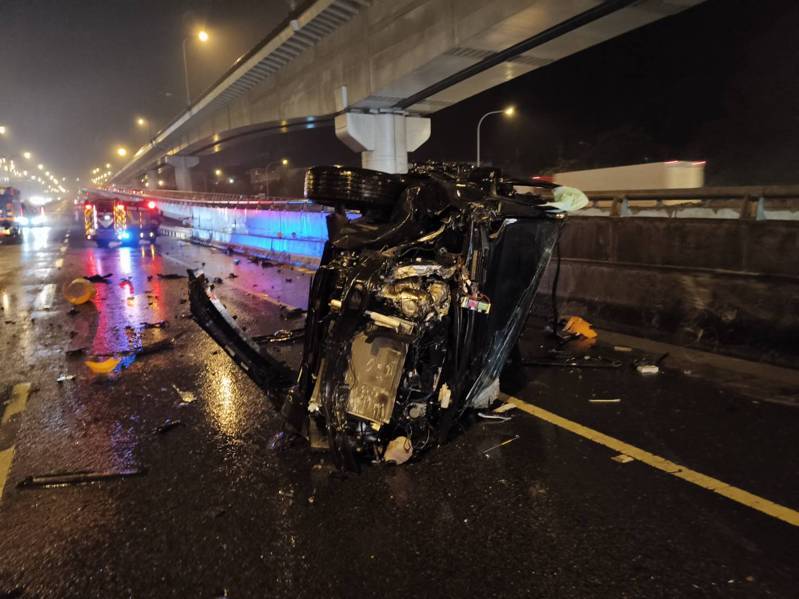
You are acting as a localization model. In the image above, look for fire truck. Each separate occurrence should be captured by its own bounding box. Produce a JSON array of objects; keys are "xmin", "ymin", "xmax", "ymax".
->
[{"xmin": 82, "ymin": 192, "xmax": 162, "ymax": 247}]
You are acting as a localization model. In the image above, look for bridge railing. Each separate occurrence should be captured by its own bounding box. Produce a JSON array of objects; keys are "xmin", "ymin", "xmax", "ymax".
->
[{"xmin": 107, "ymin": 183, "xmax": 799, "ymax": 221}]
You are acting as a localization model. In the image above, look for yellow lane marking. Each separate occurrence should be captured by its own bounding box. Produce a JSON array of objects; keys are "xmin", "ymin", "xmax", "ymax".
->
[
  {"xmin": 2, "ymin": 383, "xmax": 31, "ymax": 425},
  {"xmin": 502, "ymin": 393, "xmax": 799, "ymax": 527},
  {"xmin": 1, "ymin": 383, "xmax": 31, "ymax": 499},
  {"xmin": 0, "ymin": 448, "xmax": 14, "ymax": 500},
  {"xmin": 54, "ymin": 258, "xmax": 64, "ymax": 268}
]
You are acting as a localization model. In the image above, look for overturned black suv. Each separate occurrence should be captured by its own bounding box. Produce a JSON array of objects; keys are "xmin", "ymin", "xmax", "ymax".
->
[{"xmin": 190, "ymin": 162, "xmax": 579, "ymax": 470}]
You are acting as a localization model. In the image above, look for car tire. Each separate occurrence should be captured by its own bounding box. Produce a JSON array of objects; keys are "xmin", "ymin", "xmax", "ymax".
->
[{"xmin": 304, "ymin": 166, "xmax": 404, "ymax": 210}]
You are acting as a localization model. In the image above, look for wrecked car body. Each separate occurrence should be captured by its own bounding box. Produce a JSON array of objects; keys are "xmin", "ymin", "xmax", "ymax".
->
[{"xmin": 189, "ymin": 163, "xmax": 575, "ymax": 470}]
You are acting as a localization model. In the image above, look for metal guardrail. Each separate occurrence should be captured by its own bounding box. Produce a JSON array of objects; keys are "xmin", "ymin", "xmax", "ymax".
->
[{"xmin": 100, "ymin": 184, "xmax": 799, "ymax": 220}]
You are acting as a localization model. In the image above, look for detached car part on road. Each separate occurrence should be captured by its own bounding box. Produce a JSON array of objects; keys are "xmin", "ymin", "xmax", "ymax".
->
[{"xmin": 190, "ymin": 163, "xmax": 577, "ymax": 470}]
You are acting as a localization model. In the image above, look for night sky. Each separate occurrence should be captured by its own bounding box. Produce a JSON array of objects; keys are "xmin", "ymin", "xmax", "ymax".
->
[
  {"xmin": 2, "ymin": 0, "xmax": 798, "ymax": 187},
  {"xmin": 0, "ymin": 0, "xmax": 291, "ymax": 180}
]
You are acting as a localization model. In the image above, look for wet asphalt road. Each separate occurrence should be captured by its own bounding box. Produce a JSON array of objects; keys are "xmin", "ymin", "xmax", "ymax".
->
[{"xmin": 0, "ymin": 207, "xmax": 797, "ymax": 598}]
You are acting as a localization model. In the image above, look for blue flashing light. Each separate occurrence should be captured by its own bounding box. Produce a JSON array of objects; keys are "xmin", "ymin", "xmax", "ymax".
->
[{"xmin": 118, "ymin": 230, "xmax": 131, "ymax": 240}]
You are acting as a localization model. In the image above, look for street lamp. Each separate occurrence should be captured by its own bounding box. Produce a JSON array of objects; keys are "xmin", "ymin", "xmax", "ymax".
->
[
  {"xmin": 475, "ymin": 106, "xmax": 515, "ymax": 166},
  {"xmin": 0, "ymin": 126, "xmax": 6, "ymax": 135},
  {"xmin": 183, "ymin": 30, "xmax": 210, "ymax": 107},
  {"xmin": 116, "ymin": 146, "xmax": 128, "ymax": 158},
  {"xmin": 264, "ymin": 158, "xmax": 289, "ymax": 198},
  {"xmin": 22, "ymin": 151, "xmax": 31, "ymax": 160},
  {"xmin": 136, "ymin": 116, "xmax": 153, "ymax": 140}
]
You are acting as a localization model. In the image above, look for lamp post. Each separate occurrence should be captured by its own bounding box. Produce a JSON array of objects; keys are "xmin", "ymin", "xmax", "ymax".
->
[
  {"xmin": 475, "ymin": 106, "xmax": 515, "ymax": 166},
  {"xmin": 264, "ymin": 158, "xmax": 289, "ymax": 198},
  {"xmin": 183, "ymin": 30, "xmax": 210, "ymax": 108}
]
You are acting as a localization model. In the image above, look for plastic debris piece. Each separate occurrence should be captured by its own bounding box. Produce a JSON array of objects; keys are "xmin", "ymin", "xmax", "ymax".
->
[
  {"xmin": 154, "ymin": 419, "xmax": 183, "ymax": 435},
  {"xmin": 477, "ymin": 412, "xmax": 512, "ymax": 422},
  {"xmin": 84, "ymin": 357, "xmax": 122, "ymax": 374},
  {"xmin": 562, "ymin": 315, "xmax": 597, "ymax": 339},
  {"xmin": 611, "ymin": 454, "xmax": 635, "ymax": 464},
  {"xmin": 545, "ymin": 186, "xmax": 590, "ymax": 213},
  {"xmin": 482, "ymin": 434, "xmax": 520, "ymax": 456},
  {"xmin": 589, "ymin": 398, "xmax": 621, "ymax": 403},
  {"xmin": 384, "ymin": 436, "xmax": 413, "ymax": 465},
  {"xmin": 613, "ymin": 345, "xmax": 633, "ymax": 352},
  {"xmin": 172, "ymin": 384, "xmax": 196, "ymax": 403},
  {"xmin": 636, "ymin": 364, "xmax": 660, "ymax": 375},
  {"xmin": 56, "ymin": 374, "xmax": 76, "ymax": 383},
  {"xmin": 85, "ymin": 273, "xmax": 113, "ymax": 283},
  {"xmin": 17, "ymin": 468, "xmax": 146, "ymax": 489},
  {"xmin": 63, "ymin": 278, "xmax": 96, "ymax": 305}
]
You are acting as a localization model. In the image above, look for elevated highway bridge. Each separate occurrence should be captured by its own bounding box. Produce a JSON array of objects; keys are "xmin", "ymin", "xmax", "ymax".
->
[{"xmin": 112, "ymin": 0, "xmax": 706, "ymax": 188}]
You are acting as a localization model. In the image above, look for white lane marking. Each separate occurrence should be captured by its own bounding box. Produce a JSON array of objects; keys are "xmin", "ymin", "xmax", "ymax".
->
[
  {"xmin": 33, "ymin": 283, "xmax": 56, "ymax": 310},
  {"xmin": 502, "ymin": 393, "xmax": 799, "ymax": 527}
]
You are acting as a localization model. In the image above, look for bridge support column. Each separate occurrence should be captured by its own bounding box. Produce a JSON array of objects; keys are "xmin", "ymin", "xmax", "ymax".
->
[
  {"xmin": 146, "ymin": 170, "xmax": 158, "ymax": 191},
  {"xmin": 335, "ymin": 112, "xmax": 430, "ymax": 174},
  {"xmin": 165, "ymin": 156, "xmax": 200, "ymax": 191}
]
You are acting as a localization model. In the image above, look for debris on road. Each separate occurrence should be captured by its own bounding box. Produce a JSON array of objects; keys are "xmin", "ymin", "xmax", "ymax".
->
[
  {"xmin": 477, "ymin": 411, "xmax": 513, "ymax": 422},
  {"xmin": 140, "ymin": 320, "xmax": 168, "ymax": 329},
  {"xmin": 157, "ymin": 273, "xmax": 186, "ymax": 280},
  {"xmin": 562, "ymin": 315, "xmax": 597, "ymax": 339},
  {"xmin": 589, "ymin": 398, "xmax": 622, "ymax": 403},
  {"xmin": 252, "ymin": 329, "xmax": 305, "ymax": 344},
  {"xmin": 636, "ymin": 364, "xmax": 660, "ymax": 375},
  {"xmin": 228, "ymin": 272, "xmax": 238, "ymax": 279},
  {"xmin": 614, "ymin": 345, "xmax": 633, "ymax": 352},
  {"xmin": 84, "ymin": 357, "xmax": 122, "ymax": 374},
  {"xmin": 524, "ymin": 354, "xmax": 622, "ymax": 369},
  {"xmin": 17, "ymin": 468, "xmax": 147, "ymax": 489},
  {"xmin": 611, "ymin": 454, "xmax": 635, "ymax": 464},
  {"xmin": 172, "ymin": 384, "xmax": 196, "ymax": 403},
  {"xmin": 63, "ymin": 278, "xmax": 96, "ymax": 305},
  {"xmin": 212, "ymin": 277, "xmax": 224, "ymax": 285},
  {"xmin": 384, "ymin": 436, "xmax": 413, "ymax": 465},
  {"xmin": 84, "ymin": 273, "xmax": 113, "ymax": 283},
  {"xmin": 67, "ymin": 307, "xmax": 79, "ymax": 316},
  {"xmin": 154, "ymin": 418, "xmax": 183, "ymax": 435},
  {"xmin": 482, "ymin": 435, "xmax": 520, "ymax": 456},
  {"xmin": 56, "ymin": 374, "xmax": 76, "ymax": 383},
  {"xmin": 233, "ymin": 259, "xmax": 240, "ymax": 265}
]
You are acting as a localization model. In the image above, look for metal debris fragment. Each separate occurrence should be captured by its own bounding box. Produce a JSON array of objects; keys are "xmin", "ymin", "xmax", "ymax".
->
[
  {"xmin": 482, "ymin": 435, "xmax": 520, "ymax": 456},
  {"xmin": 154, "ymin": 419, "xmax": 183, "ymax": 435},
  {"xmin": 18, "ymin": 468, "xmax": 147, "ymax": 488}
]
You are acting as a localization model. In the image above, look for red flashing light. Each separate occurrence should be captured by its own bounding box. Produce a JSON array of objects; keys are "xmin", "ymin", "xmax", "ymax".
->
[{"xmin": 147, "ymin": 200, "xmax": 157, "ymax": 210}]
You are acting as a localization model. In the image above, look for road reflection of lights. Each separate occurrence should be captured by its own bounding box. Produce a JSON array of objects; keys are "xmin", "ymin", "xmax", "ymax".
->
[
  {"xmin": 208, "ymin": 370, "xmax": 241, "ymax": 438},
  {"xmin": 118, "ymin": 247, "xmax": 132, "ymax": 275},
  {"xmin": 21, "ymin": 226, "xmax": 51, "ymax": 252}
]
